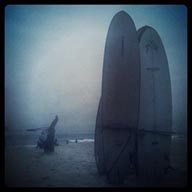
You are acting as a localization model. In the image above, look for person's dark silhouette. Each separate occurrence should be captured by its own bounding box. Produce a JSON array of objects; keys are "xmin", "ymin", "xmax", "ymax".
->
[
  {"xmin": 36, "ymin": 129, "xmax": 47, "ymax": 149},
  {"xmin": 44, "ymin": 115, "xmax": 58, "ymax": 153}
]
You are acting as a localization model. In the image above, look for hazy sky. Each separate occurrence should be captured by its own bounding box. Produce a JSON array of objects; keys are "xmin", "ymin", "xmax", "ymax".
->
[{"xmin": 5, "ymin": 5, "xmax": 187, "ymax": 134}]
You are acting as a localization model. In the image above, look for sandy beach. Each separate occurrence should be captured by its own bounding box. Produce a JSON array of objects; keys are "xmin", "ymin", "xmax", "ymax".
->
[
  {"xmin": 5, "ymin": 134, "xmax": 187, "ymax": 187},
  {"xmin": 5, "ymin": 137, "xmax": 112, "ymax": 187}
]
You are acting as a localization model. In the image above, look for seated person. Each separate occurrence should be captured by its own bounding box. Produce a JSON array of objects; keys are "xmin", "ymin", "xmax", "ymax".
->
[
  {"xmin": 36, "ymin": 129, "xmax": 47, "ymax": 149},
  {"xmin": 36, "ymin": 115, "xmax": 59, "ymax": 152}
]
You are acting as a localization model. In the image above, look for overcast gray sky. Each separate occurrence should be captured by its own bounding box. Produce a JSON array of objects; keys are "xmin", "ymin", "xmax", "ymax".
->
[{"xmin": 5, "ymin": 5, "xmax": 187, "ymax": 134}]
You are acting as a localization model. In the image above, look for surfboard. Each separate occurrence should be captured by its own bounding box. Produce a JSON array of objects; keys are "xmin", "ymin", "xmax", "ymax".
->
[
  {"xmin": 137, "ymin": 26, "xmax": 172, "ymax": 185},
  {"xmin": 95, "ymin": 11, "xmax": 140, "ymax": 184},
  {"xmin": 94, "ymin": 98, "xmax": 106, "ymax": 174}
]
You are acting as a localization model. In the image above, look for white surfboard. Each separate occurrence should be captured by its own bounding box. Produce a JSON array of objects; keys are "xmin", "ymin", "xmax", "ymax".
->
[
  {"xmin": 95, "ymin": 11, "xmax": 140, "ymax": 184},
  {"xmin": 137, "ymin": 26, "xmax": 172, "ymax": 186}
]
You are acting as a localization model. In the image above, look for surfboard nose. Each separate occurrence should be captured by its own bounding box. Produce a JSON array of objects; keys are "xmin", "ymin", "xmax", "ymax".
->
[
  {"xmin": 116, "ymin": 10, "xmax": 127, "ymax": 15},
  {"xmin": 113, "ymin": 10, "xmax": 131, "ymax": 20},
  {"xmin": 111, "ymin": 10, "xmax": 136, "ymax": 31}
]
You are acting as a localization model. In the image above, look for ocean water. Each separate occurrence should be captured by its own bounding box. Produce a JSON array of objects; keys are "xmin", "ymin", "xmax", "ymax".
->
[{"xmin": 5, "ymin": 130, "xmax": 94, "ymax": 146}]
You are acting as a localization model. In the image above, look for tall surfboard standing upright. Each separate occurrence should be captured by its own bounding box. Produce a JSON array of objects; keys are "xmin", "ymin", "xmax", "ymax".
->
[
  {"xmin": 95, "ymin": 11, "xmax": 140, "ymax": 184},
  {"xmin": 137, "ymin": 26, "xmax": 172, "ymax": 185}
]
